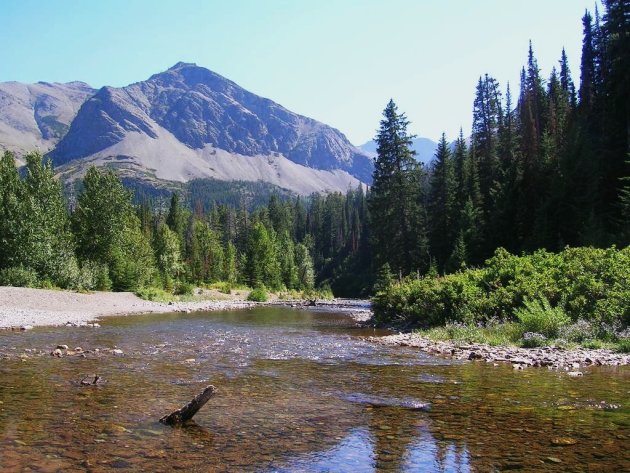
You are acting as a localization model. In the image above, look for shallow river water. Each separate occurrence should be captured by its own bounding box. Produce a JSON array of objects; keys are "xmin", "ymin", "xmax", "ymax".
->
[{"xmin": 0, "ymin": 307, "xmax": 628, "ymax": 472}]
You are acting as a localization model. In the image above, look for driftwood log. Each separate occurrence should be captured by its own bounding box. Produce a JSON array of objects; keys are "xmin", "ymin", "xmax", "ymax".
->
[
  {"xmin": 80, "ymin": 374, "xmax": 102, "ymax": 386},
  {"xmin": 160, "ymin": 385, "xmax": 217, "ymax": 426}
]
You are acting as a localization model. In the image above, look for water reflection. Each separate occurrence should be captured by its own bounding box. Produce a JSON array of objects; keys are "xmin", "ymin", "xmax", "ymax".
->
[{"xmin": 0, "ymin": 308, "xmax": 628, "ymax": 472}]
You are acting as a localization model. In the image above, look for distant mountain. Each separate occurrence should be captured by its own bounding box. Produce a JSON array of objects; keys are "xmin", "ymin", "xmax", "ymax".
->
[
  {"xmin": 359, "ymin": 137, "xmax": 439, "ymax": 166},
  {"xmin": 0, "ymin": 81, "xmax": 95, "ymax": 163},
  {"xmin": 37, "ymin": 62, "xmax": 371, "ymax": 194}
]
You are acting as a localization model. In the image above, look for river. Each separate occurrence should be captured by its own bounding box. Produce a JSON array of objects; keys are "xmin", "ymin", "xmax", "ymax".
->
[{"xmin": 0, "ymin": 307, "xmax": 628, "ymax": 472}]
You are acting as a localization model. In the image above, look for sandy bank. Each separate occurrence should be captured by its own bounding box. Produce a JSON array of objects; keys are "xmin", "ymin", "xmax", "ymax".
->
[{"xmin": 0, "ymin": 286, "xmax": 254, "ymax": 329}]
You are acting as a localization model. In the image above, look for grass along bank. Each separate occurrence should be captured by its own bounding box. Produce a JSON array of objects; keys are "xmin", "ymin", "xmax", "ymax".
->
[{"xmin": 372, "ymin": 246, "xmax": 630, "ymax": 354}]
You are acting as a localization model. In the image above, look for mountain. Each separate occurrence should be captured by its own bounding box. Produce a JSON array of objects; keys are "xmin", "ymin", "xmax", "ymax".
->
[
  {"xmin": 43, "ymin": 62, "xmax": 372, "ymax": 194},
  {"xmin": 0, "ymin": 81, "xmax": 95, "ymax": 163},
  {"xmin": 359, "ymin": 137, "xmax": 438, "ymax": 166}
]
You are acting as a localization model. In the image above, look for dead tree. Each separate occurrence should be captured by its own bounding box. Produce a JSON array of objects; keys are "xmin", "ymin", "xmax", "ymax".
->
[{"xmin": 160, "ymin": 385, "xmax": 217, "ymax": 426}]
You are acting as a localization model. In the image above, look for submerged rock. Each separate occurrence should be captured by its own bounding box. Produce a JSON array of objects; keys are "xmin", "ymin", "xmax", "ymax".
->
[{"xmin": 342, "ymin": 393, "xmax": 431, "ymax": 411}]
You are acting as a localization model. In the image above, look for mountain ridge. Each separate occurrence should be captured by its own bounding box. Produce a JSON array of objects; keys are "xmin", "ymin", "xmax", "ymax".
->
[{"xmin": 1, "ymin": 64, "xmax": 373, "ymax": 194}]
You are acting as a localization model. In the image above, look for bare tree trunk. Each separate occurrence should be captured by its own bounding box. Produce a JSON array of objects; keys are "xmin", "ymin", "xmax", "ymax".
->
[{"xmin": 160, "ymin": 385, "xmax": 217, "ymax": 425}]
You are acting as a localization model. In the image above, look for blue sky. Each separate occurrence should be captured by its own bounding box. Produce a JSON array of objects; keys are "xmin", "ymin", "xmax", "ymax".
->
[{"xmin": 1, "ymin": 0, "xmax": 600, "ymax": 145}]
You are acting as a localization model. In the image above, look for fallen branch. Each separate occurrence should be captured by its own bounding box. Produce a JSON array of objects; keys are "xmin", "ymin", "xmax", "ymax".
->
[
  {"xmin": 80, "ymin": 374, "xmax": 102, "ymax": 386},
  {"xmin": 160, "ymin": 385, "xmax": 217, "ymax": 426}
]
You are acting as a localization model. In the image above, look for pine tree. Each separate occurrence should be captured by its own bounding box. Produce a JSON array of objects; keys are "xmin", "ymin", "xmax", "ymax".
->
[
  {"xmin": 428, "ymin": 133, "xmax": 457, "ymax": 270},
  {"xmin": 368, "ymin": 99, "xmax": 428, "ymax": 275},
  {"xmin": 601, "ymin": 0, "xmax": 630, "ymax": 233},
  {"xmin": 559, "ymin": 48, "xmax": 577, "ymax": 108},
  {"xmin": 472, "ymin": 74, "xmax": 503, "ymax": 208},
  {"xmin": 579, "ymin": 11, "xmax": 597, "ymax": 111}
]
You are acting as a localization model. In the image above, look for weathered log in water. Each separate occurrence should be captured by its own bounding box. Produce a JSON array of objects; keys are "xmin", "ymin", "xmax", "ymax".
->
[
  {"xmin": 160, "ymin": 385, "xmax": 217, "ymax": 426},
  {"xmin": 80, "ymin": 374, "xmax": 102, "ymax": 386}
]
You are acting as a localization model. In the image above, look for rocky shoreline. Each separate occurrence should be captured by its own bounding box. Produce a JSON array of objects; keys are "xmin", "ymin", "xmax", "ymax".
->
[
  {"xmin": 2, "ymin": 287, "xmax": 627, "ymax": 371},
  {"xmin": 371, "ymin": 332, "xmax": 630, "ymax": 370}
]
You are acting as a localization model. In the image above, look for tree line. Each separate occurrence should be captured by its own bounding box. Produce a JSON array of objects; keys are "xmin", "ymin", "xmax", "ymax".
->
[
  {"xmin": 0, "ymin": 2, "xmax": 627, "ymax": 298},
  {"xmin": 369, "ymin": 1, "xmax": 629, "ymax": 278},
  {"xmin": 0, "ymin": 152, "xmax": 370, "ymax": 295}
]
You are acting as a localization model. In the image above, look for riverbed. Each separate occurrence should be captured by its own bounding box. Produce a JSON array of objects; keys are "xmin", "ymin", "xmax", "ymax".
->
[{"xmin": 1, "ymin": 307, "xmax": 628, "ymax": 472}]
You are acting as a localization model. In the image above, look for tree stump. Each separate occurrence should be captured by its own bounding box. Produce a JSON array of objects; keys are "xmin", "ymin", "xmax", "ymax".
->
[{"xmin": 159, "ymin": 385, "xmax": 217, "ymax": 426}]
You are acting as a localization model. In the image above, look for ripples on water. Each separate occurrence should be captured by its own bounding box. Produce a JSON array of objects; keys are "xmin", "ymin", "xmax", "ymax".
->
[{"xmin": 0, "ymin": 307, "xmax": 628, "ymax": 472}]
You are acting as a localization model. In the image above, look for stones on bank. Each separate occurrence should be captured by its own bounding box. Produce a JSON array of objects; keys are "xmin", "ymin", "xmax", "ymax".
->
[{"xmin": 370, "ymin": 333, "xmax": 629, "ymax": 369}]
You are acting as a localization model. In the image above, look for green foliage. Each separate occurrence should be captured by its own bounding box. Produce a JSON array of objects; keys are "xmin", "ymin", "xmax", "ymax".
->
[
  {"xmin": 515, "ymin": 297, "xmax": 570, "ymax": 338},
  {"xmin": 582, "ymin": 339, "xmax": 603, "ymax": 350},
  {"xmin": 295, "ymin": 242, "xmax": 315, "ymax": 290},
  {"xmin": 174, "ymin": 281, "xmax": 194, "ymax": 296},
  {"xmin": 373, "ymin": 246, "xmax": 630, "ymax": 336},
  {"xmin": 135, "ymin": 287, "xmax": 175, "ymax": 303},
  {"xmin": 80, "ymin": 260, "xmax": 112, "ymax": 291},
  {"xmin": 245, "ymin": 222, "xmax": 281, "ymax": 290},
  {"xmin": 154, "ymin": 223, "xmax": 183, "ymax": 280},
  {"xmin": 521, "ymin": 332, "xmax": 548, "ymax": 348},
  {"xmin": 368, "ymin": 99, "xmax": 428, "ymax": 275},
  {"xmin": 0, "ymin": 266, "xmax": 39, "ymax": 288},
  {"xmin": 247, "ymin": 286, "xmax": 268, "ymax": 302},
  {"xmin": 0, "ymin": 152, "xmax": 77, "ymax": 288},
  {"xmin": 373, "ymin": 263, "xmax": 394, "ymax": 294},
  {"xmin": 188, "ymin": 219, "xmax": 224, "ymax": 284},
  {"xmin": 73, "ymin": 167, "xmax": 155, "ymax": 291},
  {"xmin": 615, "ymin": 338, "xmax": 630, "ymax": 354},
  {"xmin": 420, "ymin": 321, "xmax": 523, "ymax": 347}
]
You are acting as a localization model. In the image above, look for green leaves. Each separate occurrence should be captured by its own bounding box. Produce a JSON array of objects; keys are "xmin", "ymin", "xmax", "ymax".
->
[
  {"xmin": 373, "ymin": 245, "xmax": 630, "ymax": 331},
  {"xmin": 73, "ymin": 167, "xmax": 155, "ymax": 291},
  {"xmin": 369, "ymin": 100, "xmax": 427, "ymax": 275}
]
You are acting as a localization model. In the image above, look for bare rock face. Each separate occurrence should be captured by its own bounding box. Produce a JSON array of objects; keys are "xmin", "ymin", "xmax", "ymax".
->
[
  {"xmin": 0, "ymin": 81, "xmax": 95, "ymax": 155},
  {"xmin": 46, "ymin": 62, "xmax": 373, "ymax": 190}
]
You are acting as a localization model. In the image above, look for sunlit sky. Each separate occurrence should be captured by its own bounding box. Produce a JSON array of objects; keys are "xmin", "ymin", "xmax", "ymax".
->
[{"xmin": 1, "ymin": 0, "xmax": 601, "ymax": 145}]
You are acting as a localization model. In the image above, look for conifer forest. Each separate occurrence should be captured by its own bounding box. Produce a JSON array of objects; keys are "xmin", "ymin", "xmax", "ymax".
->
[{"xmin": 0, "ymin": 2, "xmax": 628, "ymax": 304}]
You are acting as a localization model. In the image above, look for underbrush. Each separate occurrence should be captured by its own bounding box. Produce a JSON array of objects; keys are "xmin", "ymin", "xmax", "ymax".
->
[
  {"xmin": 420, "ymin": 321, "xmax": 523, "ymax": 347},
  {"xmin": 277, "ymin": 285, "xmax": 334, "ymax": 301},
  {"xmin": 374, "ymin": 245, "xmax": 630, "ymax": 347},
  {"xmin": 247, "ymin": 286, "xmax": 268, "ymax": 302}
]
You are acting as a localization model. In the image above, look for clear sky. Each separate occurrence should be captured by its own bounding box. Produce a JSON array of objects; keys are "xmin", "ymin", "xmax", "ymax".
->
[{"xmin": 1, "ymin": 0, "xmax": 601, "ymax": 145}]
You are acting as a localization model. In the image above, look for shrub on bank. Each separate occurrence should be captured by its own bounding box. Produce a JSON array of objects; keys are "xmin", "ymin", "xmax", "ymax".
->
[
  {"xmin": 247, "ymin": 286, "xmax": 268, "ymax": 302},
  {"xmin": 373, "ymin": 246, "xmax": 630, "ymax": 340},
  {"xmin": 0, "ymin": 266, "xmax": 40, "ymax": 288}
]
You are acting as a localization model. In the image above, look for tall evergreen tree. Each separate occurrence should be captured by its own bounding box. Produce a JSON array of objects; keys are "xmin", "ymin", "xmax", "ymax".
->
[
  {"xmin": 368, "ymin": 99, "xmax": 428, "ymax": 275},
  {"xmin": 428, "ymin": 133, "xmax": 457, "ymax": 269},
  {"xmin": 472, "ymin": 74, "xmax": 503, "ymax": 208}
]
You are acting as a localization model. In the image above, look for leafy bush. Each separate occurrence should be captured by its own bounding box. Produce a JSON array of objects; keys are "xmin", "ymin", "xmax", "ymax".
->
[
  {"xmin": 521, "ymin": 332, "xmax": 547, "ymax": 348},
  {"xmin": 515, "ymin": 297, "xmax": 570, "ymax": 338},
  {"xmin": 247, "ymin": 287, "xmax": 268, "ymax": 302},
  {"xmin": 213, "ymin": 281, "xmax": 232, "ymax": 294},
  {"xmin": 582, "ymin": 339, "xmax": 603, "ymax": 349},
  {"xmin": 372, "ymin": 246, "xmax": 630, "ymax": 337},
  {"xmin": 135, "ymin": 287, "xmax": 174, "ymax": 302},
  {"xmin": 420, "ymin": 321, "xmax": 523, "ymax": 346},
  {"xmin": 0, "ymin": 266, "xmax": 39, "ymax": 287},
  {"xmin": 615, "ymin": 338, "xmax": 630, "ymax": 353},
  {"xmin": 174, "ymin": 282, "xmax": 194, "ymax": 296}
]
